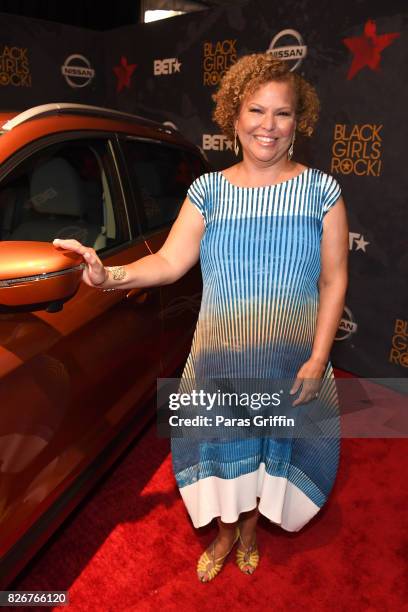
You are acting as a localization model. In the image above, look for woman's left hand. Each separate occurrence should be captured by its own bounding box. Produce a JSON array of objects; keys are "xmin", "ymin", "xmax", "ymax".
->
[{"xmin": 289, "ymin": 358, "xmax": 326, "ymax": 406}]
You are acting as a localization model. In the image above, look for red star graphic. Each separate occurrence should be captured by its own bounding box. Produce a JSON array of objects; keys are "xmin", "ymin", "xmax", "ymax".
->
[
  {"xmin": 343, "ymin": 19, "xmax": 400, "ymax": 80},
  {"xmin": 113, "ymin": 56, "xmax": 137, "ymax": 92}
]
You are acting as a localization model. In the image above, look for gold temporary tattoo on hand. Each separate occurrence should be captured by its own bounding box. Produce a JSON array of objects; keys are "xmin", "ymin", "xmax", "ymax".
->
[{"xmin": 106, "ymin": 266, "xmax": 126, "ymax": 281}]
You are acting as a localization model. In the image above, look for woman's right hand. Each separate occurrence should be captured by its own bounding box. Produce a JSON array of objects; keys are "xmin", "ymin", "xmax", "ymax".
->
[{"xmin": 52, "ymin": 238, "xmax": 107, "ymax": 287}]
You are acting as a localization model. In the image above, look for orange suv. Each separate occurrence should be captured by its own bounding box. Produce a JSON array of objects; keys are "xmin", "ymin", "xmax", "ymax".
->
[{"xmin": 0, "ymin": 103, "xmax": 208, "ymax": 586}]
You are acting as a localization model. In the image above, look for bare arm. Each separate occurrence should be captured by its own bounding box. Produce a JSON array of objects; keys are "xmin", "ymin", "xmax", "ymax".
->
[
  {"xmin": 311, "ymin": 196, "xmax": 349, "ymax": 366},
  {"xmin": 291, "ymin": 196, "xmax": 349, "ymax": 405},
  {"xmin": 53, "ymin": 197, "xmax": 205, "ymax": 289}
]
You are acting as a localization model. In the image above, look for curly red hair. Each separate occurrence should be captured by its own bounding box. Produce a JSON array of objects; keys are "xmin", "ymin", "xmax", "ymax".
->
[{"xmin": 212, "ymin": 53, "xmax": 320, "ymax": 139}]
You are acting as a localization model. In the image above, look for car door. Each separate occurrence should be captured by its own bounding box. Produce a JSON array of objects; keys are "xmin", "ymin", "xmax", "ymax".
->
[
  {"xmin": 0, "ymin": 133, "xmax": 162, "ymax": 561},
  {"xmin": 119, "ymin": 136, "xmax": 206, "ymax": 377}
]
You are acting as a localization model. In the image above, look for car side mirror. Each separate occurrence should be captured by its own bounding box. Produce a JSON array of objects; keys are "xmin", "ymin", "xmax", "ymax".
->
[{"xmin": 0, "ymin": 241, "xmax": 84, "ymax": 312}]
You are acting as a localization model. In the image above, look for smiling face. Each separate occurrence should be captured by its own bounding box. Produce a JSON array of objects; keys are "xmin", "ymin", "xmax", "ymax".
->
[{"xmin": 235, "ymin": 79, "xmax": 297, "ymax": 166}]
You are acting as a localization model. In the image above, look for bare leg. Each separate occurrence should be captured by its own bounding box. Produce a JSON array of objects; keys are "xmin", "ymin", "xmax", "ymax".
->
[
  {"xmin": 239, "ymin": 506, "xmax": 260, "ymax": 542},
  {"xmin": 197, "ymin": 517, "xmax": 238, "ymax": 581},
  {"xmin": 216, "ymin": 516, "xmax": 239, "ymax": 547},
  {"xmin": 236, "ymin": 505, "xmax": 260, "ymax": 574},
  {"xmin": 197, "ymin": 505, "xmax": 260, "ymax": 581}
]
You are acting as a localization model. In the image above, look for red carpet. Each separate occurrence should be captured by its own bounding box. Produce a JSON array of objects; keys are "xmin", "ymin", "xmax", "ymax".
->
[{"xmin": 11, "ymin": 377, "xmax": 407, "ymax": 611}]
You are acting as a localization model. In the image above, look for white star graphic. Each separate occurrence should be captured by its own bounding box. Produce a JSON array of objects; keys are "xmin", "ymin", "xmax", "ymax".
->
[
  {"xmin": 354, "ymin": 235, "xmax": 370, "ymax": 251},
  {"xmin": 225, "ymin": 139, "xmax": 233, "ymax": 150},
  {"xmin": 173, "ymin": 59, "xmax": 182, "ymax": 72}
]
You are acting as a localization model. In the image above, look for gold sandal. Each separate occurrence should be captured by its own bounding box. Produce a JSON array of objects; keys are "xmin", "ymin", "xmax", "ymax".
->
[
  {"xmin": 236, "ymin": 532, "xmax": 260, "ymax": 574},
  {"xmin": 197, "ymin": 526, "xmax": 240, "ymax": 582}
]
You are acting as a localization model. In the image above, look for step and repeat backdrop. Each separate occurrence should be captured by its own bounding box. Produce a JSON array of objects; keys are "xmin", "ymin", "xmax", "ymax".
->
[{"xmin": 0, "ymin": 0, "xmax": 407, "ymax": 380}]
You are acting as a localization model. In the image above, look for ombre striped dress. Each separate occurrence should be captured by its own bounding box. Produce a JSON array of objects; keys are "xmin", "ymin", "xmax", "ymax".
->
[{"xmin": 171, "ymin": 167, "xmax": 342, "ymax": 532}]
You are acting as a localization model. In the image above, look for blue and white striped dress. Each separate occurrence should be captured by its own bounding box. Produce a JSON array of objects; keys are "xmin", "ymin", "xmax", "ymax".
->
[{"xmin": 171, "ymin": 168, "xmax": 342, "ymax": 531}]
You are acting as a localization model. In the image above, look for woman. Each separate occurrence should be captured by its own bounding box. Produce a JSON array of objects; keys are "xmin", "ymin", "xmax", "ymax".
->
[{"xmin": 53, "ymin": 53, "xmax": 348, "ymax": 583}]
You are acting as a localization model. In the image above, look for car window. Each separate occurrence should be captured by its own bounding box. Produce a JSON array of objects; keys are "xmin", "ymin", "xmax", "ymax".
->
[
  {"xmin": 122, "ymin": 139, "xmax": 207, "ymax": 233},
  {"xmin": 0, "ymin": 139, "xmax": 126, "ymax": 252}
]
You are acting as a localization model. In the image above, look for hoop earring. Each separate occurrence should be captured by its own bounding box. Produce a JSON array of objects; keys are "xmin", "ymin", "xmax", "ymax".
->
[
  {"xmin": 288, "ymin": 131, "xmax": 296, "ymax": 160},
  {"xmin": 234, "ymin": 128, "xmax": 239, "ymax": 156}
]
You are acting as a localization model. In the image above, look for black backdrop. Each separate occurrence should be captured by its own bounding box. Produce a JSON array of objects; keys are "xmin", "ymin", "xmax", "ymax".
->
[{"xmin": 0, "ymin": 0, "xmax": 407, "ymax": 379}]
